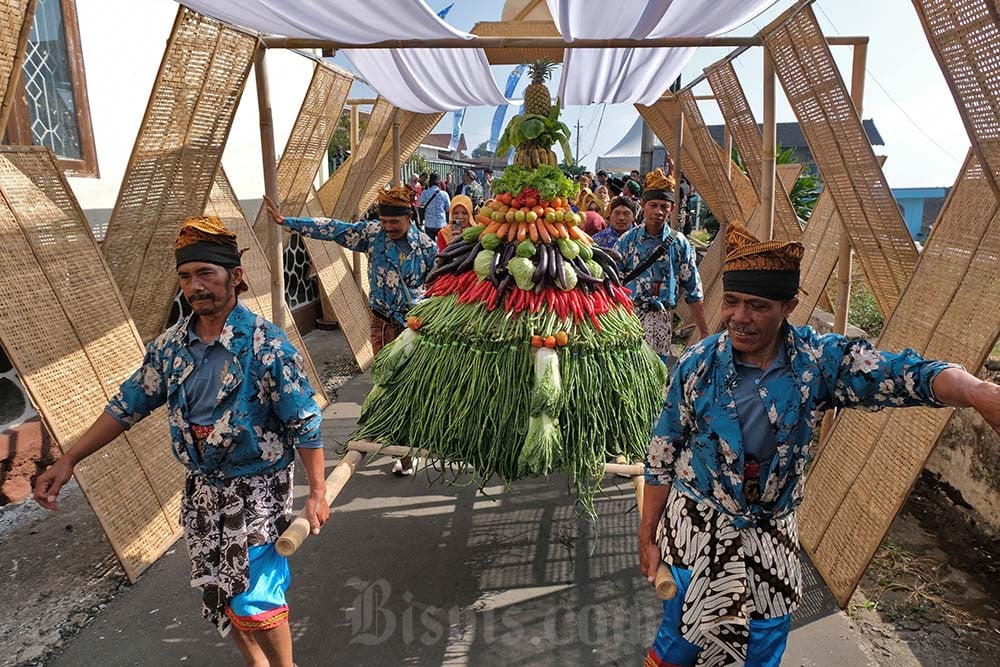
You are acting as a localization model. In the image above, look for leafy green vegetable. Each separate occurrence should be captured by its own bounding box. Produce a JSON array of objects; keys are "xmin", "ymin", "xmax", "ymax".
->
[
  {"xmin": 474, "ymin": 249, "xmax": 496, "ymax": 280},
  {"xmin": 585, "ymin": 259, "xmax": 604, "ymax": 279},
  {"xmin": 559, "ymin": 263, "xmax": 577, "ymax": 291},
  {"xmin": 516, "ymin": 239, "xmax": 537, "ymax": 258},
  {"xmin": 556, "ymin": 238, "xmax": 579, "ymax": 260},
  {"xmin": 491, "ymin": 164, "xmax": 579, "ymax": 201},
  {"xmin": 507, "ymin": 256, "xmax": 536, "ymax": 291}
]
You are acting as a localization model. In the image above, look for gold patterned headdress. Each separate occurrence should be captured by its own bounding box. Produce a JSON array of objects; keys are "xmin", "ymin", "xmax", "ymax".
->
[
  {"xmin": 174, "ymin": 216, "xmax": 247, "ymax": 293},
  {"xmin": 377, "ymin": 185, "xmax": 414, "ymax": 217},
  {"xmin": 722, "ymin": 221, "xmax": 804, "ymax": 300},
  {"xmin": 642, "ymin": 168, "xmax": 676, "ymax": 202}
]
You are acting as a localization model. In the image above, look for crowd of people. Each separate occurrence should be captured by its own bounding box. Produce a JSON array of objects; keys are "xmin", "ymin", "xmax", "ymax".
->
[{"xmin": 30, "ymin": 162, "xmax": 1000, "ymax": 667}]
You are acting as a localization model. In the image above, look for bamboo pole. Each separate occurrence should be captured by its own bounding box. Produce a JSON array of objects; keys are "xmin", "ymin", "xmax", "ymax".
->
[
  {"xmin": 671, "ymin": 107, "xmax": 684, "ymax": 230},
  {"xmin": 724, "ymin": 125, "xmax": 733, "ymax": 179},
  {"xmin": 254, "ymin": 48, "xmax": 285, "ymax": 328},
  {"xmin": 347, "ymin": 440, "xmax": 645, "ymax": 476},
  {"xmin": 760, "ymin": 51, "xmax": 777, "ymax": 240},
  {"xmin": 625, "ymin": 456, "xmax": 677, "ymax": 600},
  {"xmin": 275, "ymin": 450, "xmax": 364, "ymax": 556},
  {"xmin": 261, "ymin": 34, "xmax": 869, "ymax": 51},
  {"xmin": 349, "ymin": 104, "xmax": 360, "ymax": 153},
  {"xmin": 391, "ymin": 109, "xmax": 401, "ymax": 187},
  {"xmin": 820, "ymin": 41, "xmax": 869, "ymax": 448}
]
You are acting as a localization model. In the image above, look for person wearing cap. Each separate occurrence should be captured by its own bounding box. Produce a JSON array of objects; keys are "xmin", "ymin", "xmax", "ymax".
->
[
  {"xmin": 615, "ymin": 169, "xmax": 709, "ymax": 364},
  {"xmin": 34, "ymin": 216, "xmax": 327, "ymax": 666},
  {"xmin": 267, "ymin": 186, "xmax": 437, "ymax": 476},
  {"xmin": 638, "ymin": 221, "xmax": 1000, "ymax": 667}
]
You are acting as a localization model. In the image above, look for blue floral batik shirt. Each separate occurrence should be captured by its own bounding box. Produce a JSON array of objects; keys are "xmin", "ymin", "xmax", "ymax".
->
[
  {"xmin": 645, "ymin": 324, "xmax": 957, "ymax": 529},
  {"xmin": 284, "ymin": 217, "xmax": 437, "ymax": 326},
  {"xmin": 105, "ymin": 302, "xmax": 323, "ymax": 481},
  {"xmin": 615, "ymin": 225, "xmax": 702, "ymax": 312}
]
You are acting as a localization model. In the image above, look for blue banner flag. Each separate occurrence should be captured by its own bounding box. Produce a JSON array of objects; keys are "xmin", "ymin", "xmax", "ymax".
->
[
  {"xmin": 437, "ymin": 3, "xmax": 454, "ymax": 19},
  {"xmin": 488, "ymin": 64, "xmax": 526, "ymax": 153},
  {"xmin": 448, "ymin": 107, "xmax": 466, "ymax": 152}
]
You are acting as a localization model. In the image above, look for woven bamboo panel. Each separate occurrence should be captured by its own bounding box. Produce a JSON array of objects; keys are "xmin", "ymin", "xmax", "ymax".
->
[
  {"xmin": 101, "ymin": 8, "xmax": 257, "ymax": 341},
  {"xmin": 762, "ymin": 7, "xmax": 916, "ymax": 317},
  {"xmin": 800, "ymin": 151, "xmax": 1000, "ymax": 606},
  {"xmin": 329, "ymin": 98, "xmax": 396, "ymax": 220},
  {"xmin": 0, "ymin": 147, "xmax": 181, "ymax": 582},
  {"xmin": 637, "ymin": 100, "xmax": 730, "ymax": 236},
  {"xmin": 0, "ymin": 0, "xmax": 33, "ymax": 136},
  {"xmin": 706, "ymin": 61, "xmax": 801, "ymax": 240},
  {"xmin": 678, "ymin": 90, "xmax": 752, "ymax": 225},
  {"xmin": 205, "ymin": 169, "xmax": 329, "ymax": 408},
  {"xmin": 252, "ymin": 61, "xmax": 353, "ymax": 241},
  {"xmin": 471, "ymin": 20, "xmax": 563, "ymax": 65},
  {"xmin": 914, "ymin": 0, "xmax": 1000, "ymax": 195}
]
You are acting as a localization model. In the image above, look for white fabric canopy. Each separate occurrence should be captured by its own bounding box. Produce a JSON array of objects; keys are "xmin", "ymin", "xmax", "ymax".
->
[
  {"xmin": 547, "ymin": 0, "xmax": 780, "ymax": 105},
  {"xmin": 179, "ymin": 0, "xmax": 515, "ymax": 112},
  {"xmin": 595, "ymin": 116, "xmax": 665, "ymax": 172}
]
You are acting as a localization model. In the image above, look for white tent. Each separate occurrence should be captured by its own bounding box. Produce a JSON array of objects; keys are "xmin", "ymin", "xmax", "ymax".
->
[{"xmin": 595, "ymin": 116, "xmax": 666, "ymax": 173}]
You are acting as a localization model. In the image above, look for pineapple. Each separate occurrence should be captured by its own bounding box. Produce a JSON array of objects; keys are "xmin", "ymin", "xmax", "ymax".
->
[{"xmin": 524, "ymin": 59, "xmax": 556, "ymax": 117}]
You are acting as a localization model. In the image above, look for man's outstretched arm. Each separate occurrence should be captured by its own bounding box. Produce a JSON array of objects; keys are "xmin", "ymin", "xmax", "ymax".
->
[{"xmin": 932, "ymin": 367, "xmax": 1000, "ymax": 434}]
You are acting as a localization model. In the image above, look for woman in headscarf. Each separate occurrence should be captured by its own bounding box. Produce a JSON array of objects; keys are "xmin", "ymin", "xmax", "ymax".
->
[{"xmin": 437, "ymin": 194, "xmax": 474, "ymax": 250}]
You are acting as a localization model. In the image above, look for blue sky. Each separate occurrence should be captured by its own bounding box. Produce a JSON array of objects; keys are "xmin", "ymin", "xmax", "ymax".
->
[{"xmin": 331, "ymin": 0, "xmax": 969, "ymax": 189}]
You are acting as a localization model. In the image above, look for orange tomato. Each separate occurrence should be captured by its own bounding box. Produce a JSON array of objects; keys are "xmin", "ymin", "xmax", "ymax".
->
[
  {"xmin": 554, "ymin": 331, "xmax": 569, "ymax": 346},
  {"xmin": 544, "ymin": 335, "xmax": 557, "ymax": 349},
  {"xmin": 531, "ymin": 335, "xmax": 543, "ymax": 348},
  {"xmin": 532, "ymin": 206, "xmax": 545, "ymax": 217}
]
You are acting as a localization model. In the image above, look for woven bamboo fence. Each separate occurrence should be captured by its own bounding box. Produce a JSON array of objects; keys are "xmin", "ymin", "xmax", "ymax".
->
[
  {"xmin": 913, "ymin": 0, "xmax": 1000, "ymax": 196},
  {"xmin": 800, "ymin": 151, "xmax": 1000, "ymax": 606},
  {"xmin": 0, "ymin": 147, "xmax": 182, "ymax": 581},
  {"xmin": 761, "ymin": 7, "xmax": 916, "ymax": 317},
  {"xmin": 705, "ymin": 61, "xmax": 801, "ymax": 240},
  {"xmin": 204, "ymin": 168, "xmax": 329, "ymax": 408},
  {"xmin": 101, "ymin": 8, "xmax": 257, "ymax": 341},
  {"xmin": 0, "ymin": 0, "xmax": 34, "ymax": 135}
]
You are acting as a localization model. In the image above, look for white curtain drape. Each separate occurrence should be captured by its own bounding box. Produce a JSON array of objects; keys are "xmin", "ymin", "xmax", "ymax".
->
[
  {"xmin": 547, "ymin": 0, "xmax": 780, "ymax": 105},
  {"xmin": 179, "ymin": 0, "xmax": 515, "ymax": 112}
]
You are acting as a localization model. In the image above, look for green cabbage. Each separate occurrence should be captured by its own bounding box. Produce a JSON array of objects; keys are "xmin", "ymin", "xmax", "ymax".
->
[{"xmin": 474, "ymin": 249, "xmax": 496, "ymax": 280}]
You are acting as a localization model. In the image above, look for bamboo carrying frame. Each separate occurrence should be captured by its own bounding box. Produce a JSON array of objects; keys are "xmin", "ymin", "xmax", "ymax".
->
[
  {"xmin": 0, "ymin": 147, "xmax": 182, "ymax": 581},
  {"xmin": 100, "ymin": 8, "xmax": 258, "ymax": 342}
]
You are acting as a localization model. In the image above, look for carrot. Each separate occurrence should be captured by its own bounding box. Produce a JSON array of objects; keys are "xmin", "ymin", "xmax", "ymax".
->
[
  {"xmin": 496, "ymin": 222, "xmax": 510, "ymax": 240},
  {"xmin": 568, "ymin": 225, "xmax": 593, "ymax": 245},
  {"xmin": 480, "ymin": 220, "xmax": 501, "ymax": 238},
  {"xmin": 543, "ymin": 220, "xmax": 561, "ymax": 240},
  {"xmin": 507, "ymin": 222, "xmax": 519, "ymax": 242},
  {"xmin": 527, "ymin": 221, "xmax": 539, "ymax": 243},
  {"xmin": 517, "ymin": 224, "xmax": 528, "ymax": 242},
  {"xmin": 554, "ymin": 222, "xmax": 570, "ymax": 239},
  {"xmin": 537, "ymin": 220, "xmax": 552, "ymax": 244}
]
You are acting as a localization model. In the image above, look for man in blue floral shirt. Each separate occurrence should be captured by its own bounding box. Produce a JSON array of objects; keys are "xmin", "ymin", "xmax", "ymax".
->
[
  {"xmin": 267, "ymin": 186, "xmax": 436, "ymax": 476},
  {"xmin": 35, "ymin": 217, "xmax": 327, "ymax": 667},
  {"xmin": 267, "ymin": 185, "xmax": 437, "ymax": 355},
  {"xmin": 638, "ymin": 221, "xmax": 1000, "ymax": 667},
  {"xmin": 616, "ymin": 169, "xmax": 709, "ymax": 363}
]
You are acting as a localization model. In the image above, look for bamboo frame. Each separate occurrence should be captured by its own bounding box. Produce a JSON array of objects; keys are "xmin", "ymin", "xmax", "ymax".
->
[
  {"xmin": 0, "ymin": 0, "xmax": 37, "ymax": 137},
  {"xmin": 760, "ymin": 51, "xmax": 777, "ymax": 240},
  {"xmin": 254, "ymin": 49, "xmax": 285, "ymax": 328}
]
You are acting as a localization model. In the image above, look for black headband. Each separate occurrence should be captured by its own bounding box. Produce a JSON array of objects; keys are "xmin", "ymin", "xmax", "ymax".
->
[
  {"xmin": 642, "ymin": 188, "xmax": 674, "ymax": 203},
  {"xmin": 723, "ymin": 269, "xmax": 799, "ymax": 301},
  {"xmin": 379, "ymin": 204, "xmax": 411, "ymax": 217},
  {"xmin": 176, "ymin": 241, "xmax": 241, "ymax": 269}
]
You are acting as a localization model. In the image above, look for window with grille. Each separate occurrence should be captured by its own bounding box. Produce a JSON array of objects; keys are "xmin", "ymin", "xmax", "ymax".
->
[{"xmin": 5, "ymin": 0, "xmax": 98, "ymax": 177}]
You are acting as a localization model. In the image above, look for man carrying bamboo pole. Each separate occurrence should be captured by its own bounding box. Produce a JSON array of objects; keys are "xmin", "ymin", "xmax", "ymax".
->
[
  {"xmin": 34, "ymin": 217, "xmax": 327, "ymax": 667},
  {"xmin": 265, "ymin": 185, "xmax": 436, "ymax": 475},
  {"xmin": 616, "ymin": 168, "xmax": 710, "ymax": 364},
  {"xmin": 638, "ymin": 221, "xmax": 1000, "ymax": 667}
]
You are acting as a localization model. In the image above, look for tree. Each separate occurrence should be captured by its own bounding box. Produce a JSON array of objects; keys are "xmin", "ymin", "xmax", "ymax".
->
[
  {"xmin": 328, "ymin": 111, "xmax": 366, "ymax": 162},
  {"xmin": 472, "ymin": 141, "xmax": 495, "ymax": 158}
]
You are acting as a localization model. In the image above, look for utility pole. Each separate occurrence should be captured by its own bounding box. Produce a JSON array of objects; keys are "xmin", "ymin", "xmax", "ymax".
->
[{"xmin": 575, "ymin": 115, "xmax": 581, "ymax": 166}]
